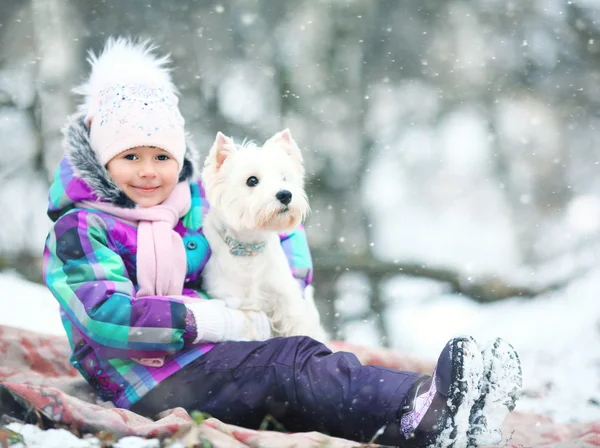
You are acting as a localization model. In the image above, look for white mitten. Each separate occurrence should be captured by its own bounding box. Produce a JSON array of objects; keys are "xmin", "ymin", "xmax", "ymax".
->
[{"xmin": 186, "ymin": 300, "xmax": 272, "ymax": 343}]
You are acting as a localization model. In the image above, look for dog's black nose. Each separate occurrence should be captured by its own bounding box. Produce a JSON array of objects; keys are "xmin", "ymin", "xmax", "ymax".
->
[{"xmin": 276, "ymin": 190, "xmax": 292, "ymax": 205}]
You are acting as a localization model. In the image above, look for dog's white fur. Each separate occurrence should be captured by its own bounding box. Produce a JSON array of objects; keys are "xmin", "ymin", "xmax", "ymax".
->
[{"xmin": 201, "ymin": 130, "xmax": 327, "ymax": 341}]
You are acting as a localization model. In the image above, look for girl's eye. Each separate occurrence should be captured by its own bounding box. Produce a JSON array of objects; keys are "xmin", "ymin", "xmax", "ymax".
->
[
  {"xmin": 156, "ymin": 155, "xmax": 169, "ymax": 161},
  {"xmin": 246, "ymin": 176, "xmax": 259, "ymax": 187},
  {"xmin": 124, "ymin": 154, "xmax": 138, "ymax": 161}
]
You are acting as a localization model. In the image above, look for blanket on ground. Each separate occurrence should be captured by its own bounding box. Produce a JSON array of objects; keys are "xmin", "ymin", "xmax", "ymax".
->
[{"xmin": 0, "ymin": 325, "xmax": 598, "ymax": 447}]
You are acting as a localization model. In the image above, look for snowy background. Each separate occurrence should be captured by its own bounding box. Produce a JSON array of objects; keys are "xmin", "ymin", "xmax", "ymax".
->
[{"xmin": 1, "ymin": 0, "xmax": 599, "ymax": 430}]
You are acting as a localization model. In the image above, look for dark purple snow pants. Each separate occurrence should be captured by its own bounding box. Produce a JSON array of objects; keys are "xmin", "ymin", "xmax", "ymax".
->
[{"xmin": 131, "ymin": 336, "xmax": 422, "ymax": 445}]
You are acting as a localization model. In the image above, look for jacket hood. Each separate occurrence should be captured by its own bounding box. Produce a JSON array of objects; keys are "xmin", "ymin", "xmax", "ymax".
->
[{"xmin": 47, "ymin": 114, "xmax": 199, "ymax": 221}]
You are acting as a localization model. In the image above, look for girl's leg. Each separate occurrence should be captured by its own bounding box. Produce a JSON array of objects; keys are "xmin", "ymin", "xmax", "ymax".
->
[
  {"xmin": 131, "ymin": 336, "xmax": 422, "ymax": 444},
  {"xmin": 133, "ymin": 335, "xmax": 521, "ymax": 447}
]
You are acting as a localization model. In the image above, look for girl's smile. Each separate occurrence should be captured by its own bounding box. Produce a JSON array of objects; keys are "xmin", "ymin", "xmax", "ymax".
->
[{"xmin": 133, "ymin": 186, "xmax": 159, "ymax": 193}]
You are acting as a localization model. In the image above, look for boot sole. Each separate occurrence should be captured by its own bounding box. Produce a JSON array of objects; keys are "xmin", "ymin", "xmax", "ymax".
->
[
  {"xmin": 467, "ymin": 337, "xmax": 523, "ymax": 446},
  {"xmin": 435, "ymin": 336, "xmax": 484, "ymax": 448}
]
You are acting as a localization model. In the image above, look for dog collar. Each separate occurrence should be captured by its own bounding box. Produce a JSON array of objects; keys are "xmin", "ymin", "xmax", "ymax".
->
[{"xmin": 217, "ymin": 228, "xmax": 267, "ymax": 257}]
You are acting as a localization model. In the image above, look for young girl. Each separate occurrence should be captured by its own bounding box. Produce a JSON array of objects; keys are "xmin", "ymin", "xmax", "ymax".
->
[{"xmin": 44, "ymin": 38, "xmax": 522, "ymax": 447}]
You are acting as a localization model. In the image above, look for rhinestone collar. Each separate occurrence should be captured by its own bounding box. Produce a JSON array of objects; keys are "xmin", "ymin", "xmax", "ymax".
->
[{"xmin": 217, "ymin": 227, "xmax": 267, "ymax": 257}]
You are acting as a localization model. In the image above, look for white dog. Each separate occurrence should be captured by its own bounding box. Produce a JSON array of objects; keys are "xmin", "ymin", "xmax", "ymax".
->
[{"xmin": 201, "ymin": 130, "xmax": 327, "ymax": 341}]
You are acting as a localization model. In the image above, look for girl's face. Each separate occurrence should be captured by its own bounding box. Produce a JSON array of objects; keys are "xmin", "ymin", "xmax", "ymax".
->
[{"xmin": 106, "ymin": 146, "xmax": 179, "ymax": 208}]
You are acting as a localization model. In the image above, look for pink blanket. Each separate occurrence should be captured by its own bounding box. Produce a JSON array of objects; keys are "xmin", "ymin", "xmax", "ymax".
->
[{"xmin": 0, "ymin": 325, "xmax": 598, "ymax": 447}]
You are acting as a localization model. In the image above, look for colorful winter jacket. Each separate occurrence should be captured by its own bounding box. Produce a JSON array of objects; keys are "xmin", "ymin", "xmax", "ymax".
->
[{"xmin": 43, "ymin": 116, "xmax": 314, "ymax": 409}]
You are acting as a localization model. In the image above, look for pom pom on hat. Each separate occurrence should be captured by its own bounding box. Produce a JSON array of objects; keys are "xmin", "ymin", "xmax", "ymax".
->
[{"xmin": 74, "ymin": 37, "xmax": 186, "ymax": 170}]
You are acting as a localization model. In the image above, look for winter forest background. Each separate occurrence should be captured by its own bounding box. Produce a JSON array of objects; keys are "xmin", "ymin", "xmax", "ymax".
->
[{"xmin": 1, "ymin": 0, "xmax": 600, "ymax": 424}]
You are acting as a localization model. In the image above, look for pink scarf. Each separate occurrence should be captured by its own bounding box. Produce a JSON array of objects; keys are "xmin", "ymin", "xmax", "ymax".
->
[{"xmin": 78, "ymin": 182, "xmax": 192, "ymax": 367}]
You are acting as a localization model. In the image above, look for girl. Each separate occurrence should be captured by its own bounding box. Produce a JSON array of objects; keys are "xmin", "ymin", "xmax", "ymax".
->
[{"xmin": 44, "ymin": 38, "xmax": 522, "ymax": 447}]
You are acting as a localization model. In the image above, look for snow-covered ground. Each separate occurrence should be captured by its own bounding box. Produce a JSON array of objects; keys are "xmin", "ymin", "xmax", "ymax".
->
[
  {"xmin": 0, "ymin": 272, "xmax": 66, "ymax": 336},
  {"xmin": 335, "ymin": 265, "xmax": 600, "ymax": 424},
  {"xmin": 1, "ymin": 265, "xmax": 599, "ymax": 447},
  {"xmin": 382, "ymin": 267, "xmax": 600, "ymax": 423},
  {"xmin": 4, "ymin": 423, "xmax": 161, "ymax": 448}
]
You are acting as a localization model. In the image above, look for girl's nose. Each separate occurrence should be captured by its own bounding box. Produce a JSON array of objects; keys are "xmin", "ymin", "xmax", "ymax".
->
[{"xmin": 139, "ymin": 161, "xmax": 157, "ymax": 178}]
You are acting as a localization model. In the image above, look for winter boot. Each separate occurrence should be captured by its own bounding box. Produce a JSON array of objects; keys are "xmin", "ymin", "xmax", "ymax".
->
[
  {"xmin": 467, "ymin": 337, "xmax": 523, "ymax": 446},
  {"xmin": 399, "ymin": 336, "xmax": 484, "ymax": 448}
]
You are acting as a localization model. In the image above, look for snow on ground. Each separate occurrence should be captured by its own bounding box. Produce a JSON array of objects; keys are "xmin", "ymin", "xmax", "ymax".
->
[
  {"xmin": 5, "ymin": 423, "xmax": 160, "ymax": 448},
  {"xmin": 0, "ymin": 271, "xmax": 65, "ymax": 336},
  {"xmin": 337, "ymin": 266, "xmax": 600, "ymax": 424},
  {"xmin": 1, "ymin": 265, "xmax": 599, "ymax": 447},
  {"xmin": 382, "ymin": 266, "xmax": 600, "ymax": 423}
]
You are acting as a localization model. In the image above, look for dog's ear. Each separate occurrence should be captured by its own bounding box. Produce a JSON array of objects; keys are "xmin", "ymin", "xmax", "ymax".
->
[
  {"xmin": 208, "ymin": 132, "xmax": 236, "ymax": 170},
  {"xmin": 264, "ymin": 129, "xmax": 304, "ymax": 173}
]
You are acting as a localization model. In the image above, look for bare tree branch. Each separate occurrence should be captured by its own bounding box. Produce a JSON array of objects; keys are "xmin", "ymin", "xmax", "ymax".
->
[{"xmin": 312, "ymin": 249, "xmax": 577, "ymax": 303}]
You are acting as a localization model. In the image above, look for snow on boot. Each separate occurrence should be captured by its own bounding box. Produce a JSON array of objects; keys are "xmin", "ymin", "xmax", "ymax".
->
[
  {"xmin": 399, "ymin": 336, "xmax": 484, "ymax": 448},
  {"xmin": 467, "ymin": 337, "xmax": 523, "ymax": 446}
]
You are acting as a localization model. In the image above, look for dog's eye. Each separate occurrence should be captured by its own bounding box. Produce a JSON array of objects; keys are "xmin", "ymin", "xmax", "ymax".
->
[{"xmin": 246, "ymin": 176, "xmax": 259, "ymax": 187}]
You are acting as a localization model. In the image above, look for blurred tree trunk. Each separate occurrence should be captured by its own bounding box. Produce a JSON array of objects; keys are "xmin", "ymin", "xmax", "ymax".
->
[{"xmin": 31, "ymin": 0, "xmax": 81, "ymax": 180}]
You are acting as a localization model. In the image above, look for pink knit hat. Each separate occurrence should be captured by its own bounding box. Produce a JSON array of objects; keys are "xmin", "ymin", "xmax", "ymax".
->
[{"xmin": 75, "ymin": 38, "xmax": 186, "ymax": 170}]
